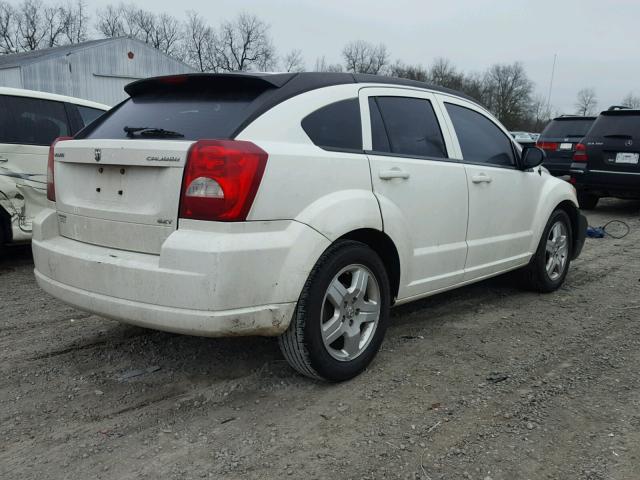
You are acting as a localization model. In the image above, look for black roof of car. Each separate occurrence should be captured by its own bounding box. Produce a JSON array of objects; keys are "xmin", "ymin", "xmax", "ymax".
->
[{"xmin": 125, "ymin": 72, "xmax": 477, "ymax": 102}]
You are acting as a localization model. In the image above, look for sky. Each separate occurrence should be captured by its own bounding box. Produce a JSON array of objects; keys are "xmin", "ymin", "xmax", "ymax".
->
[{"xmin": 87, "ymin": 0, "xmax": 640, "ymax": 115}]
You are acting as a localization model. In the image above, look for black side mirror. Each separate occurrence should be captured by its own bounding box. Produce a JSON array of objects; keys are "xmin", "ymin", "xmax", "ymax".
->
[{"xmin": 520, "ymin": 146, "xmax": 545, "ymax": 170}]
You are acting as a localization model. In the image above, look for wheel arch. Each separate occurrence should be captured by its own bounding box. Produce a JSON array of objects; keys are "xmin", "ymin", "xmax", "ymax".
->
[
  {"xmin": 337, "ymin": 228, "xmax": 401, "ymax": 303},
  {"xmin": 555, "ymin": 199, "xmax": 583, "ymax": 260}
]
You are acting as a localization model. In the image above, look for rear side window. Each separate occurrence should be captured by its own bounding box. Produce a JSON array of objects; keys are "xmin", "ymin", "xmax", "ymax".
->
[
  {"xmin": 587, "ymin": 113, "xmax": 640, "ymax": 137},
  {"xmin": 301, "ymin": 98, "xmax": 362, "ymax": 151},
  {"xmin": 77, "ymin": 105, "xmax": 105, "ymax": 127},
  {"xmin": 81, "ymin": 91, "xmax": 261, "ymax": 140},
  {"xmin": 371, "ymin": 96, "xmax": 447, "ymax": 158},
  {"xmin": 541, "ymin": 118, "xmax": 595, "ymax": 139},
  {"xmin": 446, "ymin": 103, "xmax": 515, "ymax": 167},
  {"xmin": 1, "ymin": 95, "xmax": 71, "ymax": 146}
]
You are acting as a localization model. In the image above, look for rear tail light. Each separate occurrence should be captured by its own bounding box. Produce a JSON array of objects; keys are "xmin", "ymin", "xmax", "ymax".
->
[
  {"xmin": 573, "ymin": 143, "xmax": 588, "ymax": 162},
  {"xmin": 537, "ymin": 141, "xmax": 558, "ymax": 151},
  {"xmin": 47, "ymin": 136, "xmax": 73, "ymax": 202},
  {"xmin": 179, "ymin": 140, "xmax": 268, "ymax": 221}
]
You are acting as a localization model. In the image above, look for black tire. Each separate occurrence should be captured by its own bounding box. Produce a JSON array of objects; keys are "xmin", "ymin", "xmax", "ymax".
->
[
  {"xmin": 278, "ymin": 240, "xmax": 391, "ymax": 382},
  {"xmin": 521, "ymin": 209, "xmax": 572, "ymax": 293},
  {"xmin": 577, "ymin": 191, "xmax": 599, "ymax": 210}
]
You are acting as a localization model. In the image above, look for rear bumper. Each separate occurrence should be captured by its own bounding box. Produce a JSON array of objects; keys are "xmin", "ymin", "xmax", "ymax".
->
[
  {"xmin": 571, "ymin": 165, "xmax": 640, "ymax": 198},
  {"xmin": 35, "ymin": 270, "xmax": 296, "ymax": 336},
  {"xmin": 32, "ymin": 209, "xmax": 330, "ymax": 337}
]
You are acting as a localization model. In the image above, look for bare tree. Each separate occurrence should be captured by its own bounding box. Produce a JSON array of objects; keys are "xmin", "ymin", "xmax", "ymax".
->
[
  {"xmin": 621, "ymin": 92, "xmax": 640, "ymax": 109},
  {"xmin": 281, "ymin": 49, "xmax": 304, "ymax": 72},
  {"xmin": 182, "ymin": 11, "xmax": 213, "ymax": 72},
  {"xmin": 17, "ymin": 0, "xmax": 48, "ymax": 50},
  {"xmin": 0, "ymin": 1, "xmax": 20, "ymax": 53},
  {"xmin": 61, "ymin": 0, "xmax": 89, "ymax": 44},
  {"xmin": 96, "ymin": 4, "xmax": 124, "ymax": 37},
  {"xmin": 483, "ymin": 62, "xmax": 533, "ymax": 127},
  {"xmin": 427, "ymin": 57, "xmax": 464, "ymax": 90},
  {"xmin": 151, "ymin": 13, "xmax": 181, "ymax": 56},
  {"xmin": 390, "ymin": 60, "xmax": 428, "ymax": 81},
  {"xmin": 314, "ymin": 55, "xmax": 342, "ymax": 72},
  {"xmin": 575, "ymin": 88, "xmax": 598, "ymax": 116},
  {"xmin": 529, "ymin": 94, "xmax": 553, "ymax": 132},
  {"xmin": 209, "ymin": 12, "xmax": 275, "ymax": 72},
  {"xmin": 342, "ymin": 40, "xmax": 388, "ymax": 74}
]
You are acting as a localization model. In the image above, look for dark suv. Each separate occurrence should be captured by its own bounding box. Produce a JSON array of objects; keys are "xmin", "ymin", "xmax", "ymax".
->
[
  {"xmin": 537, "ymin": 115, "xmax": 596, "ymax": 176},
  {"xmin": 571, "ymin": 108, "xmax": 640, "ymax": 209}
]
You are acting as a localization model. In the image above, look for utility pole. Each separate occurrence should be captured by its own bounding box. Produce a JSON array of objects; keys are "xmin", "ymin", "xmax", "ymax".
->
[{"xmin": 546, "ymin": 53, "xmax": 557, "ymax": 114}]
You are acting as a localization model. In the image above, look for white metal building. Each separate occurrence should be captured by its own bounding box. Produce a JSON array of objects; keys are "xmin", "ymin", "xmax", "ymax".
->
[{"xmin": 0, "ymin": 37, "xmax": 195, "ymax": 106}]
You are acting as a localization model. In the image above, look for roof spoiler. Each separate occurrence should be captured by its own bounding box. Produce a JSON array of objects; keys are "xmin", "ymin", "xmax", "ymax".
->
[{"xmin": 124, "ymin": 72, "xmax": 296, "ymax": 97}]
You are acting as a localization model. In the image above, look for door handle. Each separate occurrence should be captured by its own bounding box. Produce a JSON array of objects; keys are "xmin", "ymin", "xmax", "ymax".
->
[
  {"xmin": 0, "ymin": 156, "xmax": 7, "ymax": 163},
  {"xmin": 471, "ymin": 173, "xmax": 492, "ymax": 184},
  {"xmin": 379, "ymin": 168, "xmax": 410, "ymax": 180}
]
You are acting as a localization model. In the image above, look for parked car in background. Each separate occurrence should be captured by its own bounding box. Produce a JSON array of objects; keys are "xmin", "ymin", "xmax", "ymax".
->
[
  {"xmin": 510, "ymin": 131, "xmax": 536, "ymax": 146},
  {"xmin": 32, "ymin": 73, "xmax": 586, "ymax": 381},
  {"xmin": 537, "ymin": 115, "xmax": 596, "ymax": 177},
  {"xmin": 0, "ymin": 87, "xmax": 108, "ymax": 247},
  {"xmin": 570, "ymin": 107, "xmax": 640, "ymax": 209}
]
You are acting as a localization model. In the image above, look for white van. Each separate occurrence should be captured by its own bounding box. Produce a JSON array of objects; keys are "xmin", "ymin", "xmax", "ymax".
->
[{"xmin": 0, "ymin": 87, "xmax": 108, "ymax": 246}]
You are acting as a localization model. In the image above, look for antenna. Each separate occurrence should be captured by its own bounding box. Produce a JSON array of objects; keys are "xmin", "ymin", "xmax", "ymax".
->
[{"xmin": 546, "ymin": 53, "xmax": 557, "ymax": 114}]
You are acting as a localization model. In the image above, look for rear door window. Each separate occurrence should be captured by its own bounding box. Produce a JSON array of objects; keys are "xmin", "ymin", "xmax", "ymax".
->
[
  {"xmin": 446, "ymin": 103, "xmax": 515, "ymax": 167},
  {"xmin": 301, "ymin": 98, "xmax": 362, "ymax": 151},
  {"xmin": 371, "ymin": 96, "xmax": 447, "ymax": 158},
  {"xmin": 2, "ymin": 95, "xmax": 71, "ymax": 146}
]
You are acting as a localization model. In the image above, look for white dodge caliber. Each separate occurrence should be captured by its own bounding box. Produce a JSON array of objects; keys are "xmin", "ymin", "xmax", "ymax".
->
[{"xmin": 32, "ymin": 73, "xmax": 587, "ymax": 381}]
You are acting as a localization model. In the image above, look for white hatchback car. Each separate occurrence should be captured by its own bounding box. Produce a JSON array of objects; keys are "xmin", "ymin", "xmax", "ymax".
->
[
  {"xmin": 0, "ymin": 87, "xmax": 108, "ymax": 246},
  {"xmin": 32, "ymin": 73, "xmax": 586, "ymax": 381}
]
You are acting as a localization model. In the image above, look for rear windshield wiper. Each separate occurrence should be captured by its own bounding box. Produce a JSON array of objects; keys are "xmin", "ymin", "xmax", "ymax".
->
[
  {"xmin": 564, "ymin": 134, "xmax": 586, "ymax": 138},
  {"xmin": 604, "ymin": 134, "xmax": 633, "ymax": 139},
  {"xmin": 124, "ymin": 126, "xmax": 184, "ymax": 138}
]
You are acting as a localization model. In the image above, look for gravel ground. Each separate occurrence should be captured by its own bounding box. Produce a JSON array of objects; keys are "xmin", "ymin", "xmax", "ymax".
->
[{"xmin": 1, "ymin": 199, "xmax": 639, "ymax": 480}]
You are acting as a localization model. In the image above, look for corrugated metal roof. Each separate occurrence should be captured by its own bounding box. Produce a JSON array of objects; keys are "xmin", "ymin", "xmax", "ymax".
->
[{"xmin": 0, "ymin": 37, "xmax": 128, "ymax": 69}]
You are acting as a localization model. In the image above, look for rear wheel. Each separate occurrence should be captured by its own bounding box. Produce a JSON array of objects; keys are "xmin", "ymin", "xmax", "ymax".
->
[
  {"xmin": 521, "ymin": 209, "xmax": 572, "ymax": 292},
  {"xmin": 577, "ymin": 191, "xmax": 599, "ymax": 210},
  {"xmin": 278, "ymin": 240, "xmax": 391, "ymax": 382}
]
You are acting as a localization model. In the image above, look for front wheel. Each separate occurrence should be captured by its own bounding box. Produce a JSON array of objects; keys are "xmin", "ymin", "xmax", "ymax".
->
[
  {"xmin": 278, "ymin": 240, "xmax": 391, "ymax": 382},
  {"xmin": 521, "ymin": 209, "xmax": 572, "ymax": 292}
]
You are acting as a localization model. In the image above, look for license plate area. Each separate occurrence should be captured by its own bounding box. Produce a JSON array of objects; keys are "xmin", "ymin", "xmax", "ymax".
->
[
  {"xmin": 615, "ymin": 152, "xmax": 639, "ymax": 164},
  {"xmin": 559, "ymin": 143, "xmax": 573, "ymax": 150},
  {"xmin": 95, "ymin": 165, "xmax": 128, "ymax": 200}
]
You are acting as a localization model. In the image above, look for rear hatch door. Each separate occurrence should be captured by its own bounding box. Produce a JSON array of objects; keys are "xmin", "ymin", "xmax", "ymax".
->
[
  {"xmin": 53, "ymin": 74, "xmax": 286, "ymax": 254},
  {"xmin": 584, "ymin": 111, "xmax": 640, "ymax": 173},
  {"xmin": 539, "ymin": 117, "xmax": 595, "ymax": 164}
]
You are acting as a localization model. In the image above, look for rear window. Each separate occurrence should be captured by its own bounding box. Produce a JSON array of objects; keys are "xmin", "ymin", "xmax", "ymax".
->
[
  {"xmin": 541, "ymin": 118, "xmax": 595, "ymax": 139},
  {"xmin": 0, "ymin": 95, "xmax": 71, "ymax": 146},
  {"xmin": 587, "ymin": 113, "xmax": 640, "ymax": 137},
  {"xmin": 80, "ymin": 91, "xmax": 261, "ymax": 140},
  {"xmin": 301, "ymin": 98, "xmax": 362, "ymax": 151}
]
